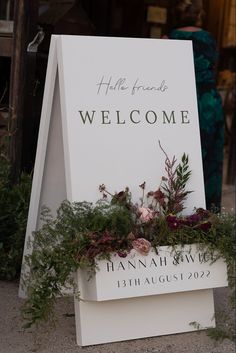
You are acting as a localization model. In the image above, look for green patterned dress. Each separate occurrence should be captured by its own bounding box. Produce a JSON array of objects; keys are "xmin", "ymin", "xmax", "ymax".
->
[{"xmin": 170, "ymin": 29, "xmax": 224, "ymax": 210}]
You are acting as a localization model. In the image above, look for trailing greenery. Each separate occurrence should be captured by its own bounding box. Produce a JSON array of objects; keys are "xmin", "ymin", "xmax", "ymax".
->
[
  {"xmin": 190, "ymin": 308, "xmax": 236, "ymax": 342},
  {"xmin": 0, "ymin": 155, "xmax": 32, "ymax": 279},
  {"xmin": 22, "ymin": 150, "xmax": 236, "ymax": 335}
]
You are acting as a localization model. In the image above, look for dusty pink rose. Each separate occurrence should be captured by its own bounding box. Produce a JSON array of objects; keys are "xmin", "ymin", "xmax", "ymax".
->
[
  {"xmin": 138, "ymin": 207, "xmax": 154, "ymax": 222},
  {"xmin": 132, "ymin": 238, "xmax": 151, "ymax": 256}
]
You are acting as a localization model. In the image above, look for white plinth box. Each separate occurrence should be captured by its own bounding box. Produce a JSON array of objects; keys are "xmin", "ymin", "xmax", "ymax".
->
[{"xmin": 75, "ymin": 245, "xmax": 228, "ymax": 346}]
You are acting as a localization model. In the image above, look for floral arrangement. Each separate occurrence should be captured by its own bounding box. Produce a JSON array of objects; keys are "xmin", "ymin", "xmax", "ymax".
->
[{"xmin": 22, "ymin": 145, "xmax": 236, "ymax": 334}]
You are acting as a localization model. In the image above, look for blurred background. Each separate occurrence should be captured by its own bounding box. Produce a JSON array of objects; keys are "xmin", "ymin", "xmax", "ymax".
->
[{"xmin": 0, "ymin": 0, "xmax": 235, "ymax": 185}]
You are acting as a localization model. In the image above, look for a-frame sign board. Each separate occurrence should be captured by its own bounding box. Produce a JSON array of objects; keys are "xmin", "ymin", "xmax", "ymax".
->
[{"xmin": 20, "ymin": 35, "xmax": 217, "ymax": 346}]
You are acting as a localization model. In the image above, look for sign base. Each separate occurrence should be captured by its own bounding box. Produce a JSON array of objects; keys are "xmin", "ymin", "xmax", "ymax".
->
[
  {"xmin": 74, "ymin": 289, "xmax": 215, "ymax": 346},
  {"xmin": 77, "ymin": 245, "xmax": 228, "ymax": 301}
]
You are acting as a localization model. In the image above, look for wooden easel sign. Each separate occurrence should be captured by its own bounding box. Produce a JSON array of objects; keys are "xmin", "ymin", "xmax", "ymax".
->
[{"xmin": 20, "ymin": 35, "xmax": 211, "ymax": 345}]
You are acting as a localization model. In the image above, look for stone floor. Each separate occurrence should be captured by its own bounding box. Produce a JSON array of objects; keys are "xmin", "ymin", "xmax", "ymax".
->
[{"xmin": 0, "ymin": 281, "xmax": 235, "ymax": 353}]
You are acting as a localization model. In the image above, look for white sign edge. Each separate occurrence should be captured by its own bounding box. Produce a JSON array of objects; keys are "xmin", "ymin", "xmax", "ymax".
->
[
  {"xmin": 57, "ymin": 35, "xmax": 73, "ymax": 201},
  {"xmin": 18, "ymin": 35, "xmax": 59, "ymax": 298}
]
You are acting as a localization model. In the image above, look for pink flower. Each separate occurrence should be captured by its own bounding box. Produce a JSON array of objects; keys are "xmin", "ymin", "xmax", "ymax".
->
[
  {"xmin": 138, "ymin": 207, "xmax": 155, "ymax": 222},
  {"xmin": 132, "ymin": 238, "xmax": 151, "ymax": 256}
]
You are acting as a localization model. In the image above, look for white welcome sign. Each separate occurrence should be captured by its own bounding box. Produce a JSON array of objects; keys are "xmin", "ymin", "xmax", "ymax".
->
[
  {"xmin": 20, "ymin": 35, "xmax": 219, "ymax": 346},
  {"xmin": 58, "ymin": 35, "xmax": 205, "ymax": 208},
  {"xmin": 26, "ymin": 34, "xmax": 205, "ymax": 221}
]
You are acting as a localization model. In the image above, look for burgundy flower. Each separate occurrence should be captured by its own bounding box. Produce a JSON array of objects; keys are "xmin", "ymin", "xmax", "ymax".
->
[
  {"xmin": 132, "ymin": 238, "xmax": 151, "ymax": 255},
  {"xmin": 147, "ymin": 191, "xmax": 154, "ymax": 197},
  {"xmin": 196, "ymin": 208, "xmax": 210, "ymax": 220},
  {"xmin": 117, "ymin": 250, "xmax": 128, "ymax": 258},
  {"xmin": 185, "ymin": 213, "xmax": 201, "ymax": 225},
  {"xmin": 114, "ymin": 190, "xmax": 129, "ymax": 203},
  {"xmin": 153, "ymin": 188, "xmax": 165, "ymax": 201},
  {"xmin": 116, "ymin": 191, "xmax": 125, "ymax": 198},
  {"xmin": 198, "ymin": 221, "xmax": 212, "ymax": 232},
  {"xmin": 166, "ymin": 214, "xmax": 180, "ymax": 230}
]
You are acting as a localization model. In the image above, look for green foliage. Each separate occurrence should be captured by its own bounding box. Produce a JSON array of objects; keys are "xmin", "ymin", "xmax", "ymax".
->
[
  {"xmin": 207, "ymin": 326, "xmax": 236, "ymax": 342},
  {"xmin": 22, "ymin": 200, "xmax": 236, "ymax": 330},
  {"xmin": 176, "ymin": 153, "xmax": 192, "ymax": 190},
  {"xmin": 0, "ymin": 155, "xmax": 32, "ymax": 280},
  {"xmin": 21, "ymin": 149, "xmax": 236, "ymax": 336},
  {"xmin": 22, "ymin": 201, "xmax": 134, "ymax": 327},
  {"xmin": 159, "ymin": 143, "xmax": 192, "ymax": 214},
  {"xmin": 190, "ymin": 309, "xmax": 236, "ymax": 342}
]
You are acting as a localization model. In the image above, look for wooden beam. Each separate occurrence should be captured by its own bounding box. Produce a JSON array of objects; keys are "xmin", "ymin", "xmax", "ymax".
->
[{"xmin": 8, "ymin": 0, "xmax": 38, "ymax": 182}]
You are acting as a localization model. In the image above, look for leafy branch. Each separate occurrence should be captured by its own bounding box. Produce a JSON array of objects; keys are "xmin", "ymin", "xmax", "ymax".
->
[{"xmin": 158, "ymin": 140, "xmax": 192, "ymax": 214}]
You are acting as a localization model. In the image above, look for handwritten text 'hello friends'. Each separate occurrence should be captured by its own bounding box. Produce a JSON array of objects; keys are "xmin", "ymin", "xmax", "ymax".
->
[{"xmin": 96, "ymin": 76, "xmax": 168, "ymax": 96}]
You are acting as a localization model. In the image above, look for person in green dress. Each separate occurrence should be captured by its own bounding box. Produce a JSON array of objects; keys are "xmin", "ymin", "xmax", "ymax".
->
[{"xmin": 167, "ymin": 0, "xmax": 224, "ymax": 210}]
